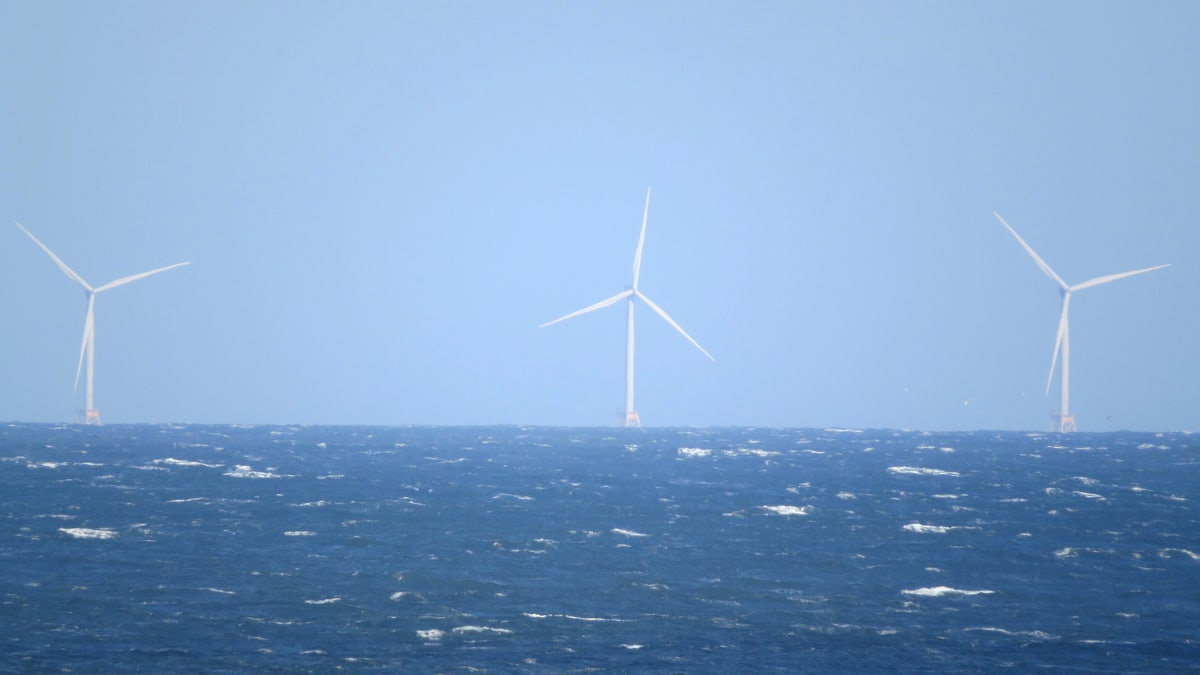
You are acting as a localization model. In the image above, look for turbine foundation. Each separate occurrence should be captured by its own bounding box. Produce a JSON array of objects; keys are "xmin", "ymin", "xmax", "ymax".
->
[
  {"xmin": 1051, "ymin": 413, "xmax": 1076, "ymax": 433},
  {"xmin": 625, "ymin": 411, "xmax": 642, "ymax": 428},
  {"xmin": 85, "ymin": 409, "xmax": 101, "ymax": 425}
]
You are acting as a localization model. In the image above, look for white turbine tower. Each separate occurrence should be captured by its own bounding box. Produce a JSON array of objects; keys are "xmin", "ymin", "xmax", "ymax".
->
[
  {"xmin": 541, "ymin": 188, "xmax": 713, "ymax": 427},
  {"xmin": 17, "ymin": 223, "xmax": 190, "ymax": 424},
  {"xmin": 994, "ymin": 212, "xmax": 1169, "ymax": 432}
]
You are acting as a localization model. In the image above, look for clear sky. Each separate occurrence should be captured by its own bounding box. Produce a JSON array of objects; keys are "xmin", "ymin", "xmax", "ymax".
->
[{"xmin": 2, "ymin": 1, "xmax": 1196, "ymax": 430}]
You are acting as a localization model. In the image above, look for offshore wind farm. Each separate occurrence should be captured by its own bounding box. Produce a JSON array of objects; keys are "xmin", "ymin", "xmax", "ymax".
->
[
  {"xmin": 2, "ymin": 2, "xmax": 1195, "ymax": 431},
  {"xmin": 3, "ymin": 4, "xmax": 1199, "ymax": 674}
]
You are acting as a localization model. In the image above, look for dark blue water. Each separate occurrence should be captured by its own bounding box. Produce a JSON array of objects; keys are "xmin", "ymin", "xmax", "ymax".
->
[{"xmin": 1, "ymin": 424, "xmax": 1197, "ymax": 672}]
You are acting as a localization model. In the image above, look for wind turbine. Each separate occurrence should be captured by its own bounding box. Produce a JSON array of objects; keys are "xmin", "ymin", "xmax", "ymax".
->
[
  {"xmin": 994, "ymin": 212, "xmax": 1168, "ymax": 432},
  {"xmin": 541, "ymin": 188, "xmax": 713, "ymax": 427},
  {"xmin": 17, "ymin": 222, "xmax": 190, "ymax": 424}
]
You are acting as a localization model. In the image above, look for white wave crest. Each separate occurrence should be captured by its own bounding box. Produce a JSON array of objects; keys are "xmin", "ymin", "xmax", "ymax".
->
[
  {"xmin": 58, "ymin": 527, "xmax": 118, "ymax": 540},
  {"xmin": 612, "ymin": 528, "xmax": 650, "ymax": 537},
  {"xmin": 153, "ymin": 458, "xmax": 222, "ymax": 468},
  {"xmin": 761, "ymin": 505, "xmax": 813, "ymax": 516},
  {"xmin": 903, "ymin": 523, "xmax": 953, "ymax": 534},
  {"xmin": 1158, "ymin": 548, "xmax": 1200, "ymax": 561},
  {"xmin": 453, "ymin": 625, "xmax": 514, "ymax": 635},
  {"xmin": 224, "ymin": 465, "xmax": 282, "ymax": 479},
  {"xmin": 677, "ymin": 447, "xmax": 712, "ymax": 457},
  {"xmin": 304, "ymin": 597, "xmax": 341, "ymax": 605},
  {"xmin": 284, "ymin": 531, "xmax": 316, "ymax": 537},
  {"xmin": 888, "ymin": 466, "xmax": 961, "ymax": 477},
  {"xmin": 902, "ymin": 586, "xmax": 994, "ymax": 597},
  {"xmin": 492, "ymin": 493, "xmax": 534, "ymax": 501},
  {"xmin": 522, "ymin": 612, "xmax": 632, "ymax": 623},
  {"xmin": 417, "ymin": 629, "xmax": 444, "ymax": 640}
]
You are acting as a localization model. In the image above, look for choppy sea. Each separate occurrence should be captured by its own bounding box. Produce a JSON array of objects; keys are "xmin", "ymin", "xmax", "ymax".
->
[{"xmin": 1, "ymin": 424, "xmax": 1197, "ymax": 673}]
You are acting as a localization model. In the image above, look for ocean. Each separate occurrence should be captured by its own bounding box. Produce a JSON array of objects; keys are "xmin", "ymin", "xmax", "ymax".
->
[{"xmin": 1, "ymin": 424, "xmax": 1196, "ymax": 673}]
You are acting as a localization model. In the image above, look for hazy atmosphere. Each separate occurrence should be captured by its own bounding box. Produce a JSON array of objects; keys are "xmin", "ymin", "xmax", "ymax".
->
[{"xmin": 3, "ymin": 2, "xmax": 1197, "ymax": 430}]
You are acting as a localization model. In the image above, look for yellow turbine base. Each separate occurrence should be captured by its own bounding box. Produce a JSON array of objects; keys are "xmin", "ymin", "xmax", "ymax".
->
[
  {"xmin": 625, "ymin": 411, "xmax": 642, "ymax": 428},
  {"xmin": 85, "ymin": 409, "xmax": 101, "ymax": 425}
]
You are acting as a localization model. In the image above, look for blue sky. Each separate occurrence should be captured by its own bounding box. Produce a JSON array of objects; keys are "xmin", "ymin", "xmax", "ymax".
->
[{"xmin": 2, "ymin": 2, "xmax": 1196, "ymax": 430}]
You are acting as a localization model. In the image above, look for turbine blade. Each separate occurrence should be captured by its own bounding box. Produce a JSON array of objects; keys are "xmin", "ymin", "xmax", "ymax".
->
[
  {"xmin": 632, "ymin": 187, "xmax": 651, "ymax": 290},
  {"xmin": 539, "ymin": 290, "xmax": 633, "ymax": 328},
  {"xmin": 94, "ymin": 261, "xmax": 191, "ymax": 293},
  {"xmin": 75, "ymin": 295, "xmax": 95, "ymax": 393},
  {"xmin": 635, "ymin": 290, "xmax": 715, "ymax": 361},
  {"xmin": 16, "ymin": 222, "xmax": 93, "ymax": 291},
  {"xmin": 1046, "ymin": 295, "xmax": 1069, "ymax": 397},
  {"xmin": 1070, "ymin": 263, "xmax": 1170, "ymax": 292},
  {"xmin": 994, "ymin": 212, "xmax": 1069, "ymax": 291}
]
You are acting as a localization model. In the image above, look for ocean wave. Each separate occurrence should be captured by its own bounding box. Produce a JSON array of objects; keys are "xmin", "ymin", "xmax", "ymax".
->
[
  {"xmin": 452, "ymin": 625, "xmax": 514, "ymax": 635},
  {"xmin": 224, "ymin": 465, "xmax": 283, "ymax": 479},
  {"xmin": 964, "ymin": 626, "xmax": 1057, "ymax": 640},
  {"xmin": 492, "ymin": 493, "xmax": 534, "ymax": 501},
  {"xmin": 153, "ymin": 458, "xmax": 223, "ymax": 469},
  {"xmin": 1158, "ymin": 548, "xmax": 1200, "ymax": 561},
  {"xmin": 903, "ymin": 523, "xmax": 958, "ymax": 534},
  {"xmin": 304, "ymin": 597, "xmax": 341, "ymax": 605},
  {"xmin": 677, "ymin": 447, "xmax": 712, "ymax": 457},
  {"xmin": 612, "ymin": 528, "xmax": 650, "ymax": 537},
  {"xmin": 417, "ymin": 629, "xmax": 444, "ymax": 640},
  {"xmin": 523, "ymin": 612, "xmax": 632, "ymax": 623},
  {"xmin": 902, "ymin": 586, "xmax": 994, "ymax": 597},
  {"xmin": 888, "ymin": 466, "xmax": 961, "ymax": 477},
  {"xmin": 58, "ymin": 527, "xmax": 118, "ymax": 540},
  {"xmin": 284, "ymin": 531, "xmax": 316, "ymax": 537},
  {"xmin": 761, "ymin": 505, "xmax": 813, "ymax": 516}
]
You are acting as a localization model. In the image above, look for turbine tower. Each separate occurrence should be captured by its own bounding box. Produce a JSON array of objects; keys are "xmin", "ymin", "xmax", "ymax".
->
[
  {"xmin": 17, "ymin": 223, "xmax": 190, "ymax": 424},
  {"xmin": 994, "ymin": 212, "xmax": 1168, "ymax": 432},
  {"xmin": 541, "ymin": 188, "xmax": 713, "ymax": 427}
]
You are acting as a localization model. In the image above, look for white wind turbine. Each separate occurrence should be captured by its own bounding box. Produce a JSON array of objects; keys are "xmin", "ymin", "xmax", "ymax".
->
[
  {"xmin": 17, "ymin": 223, "xmax": 190, "ymax": 424},
  {"xmin": 994, "ymin": 212, "xmax": 1169, "ymax": 432},
  {"xmin": 541, "ymin": 188, "xmax": 714, "ymax": 427}
]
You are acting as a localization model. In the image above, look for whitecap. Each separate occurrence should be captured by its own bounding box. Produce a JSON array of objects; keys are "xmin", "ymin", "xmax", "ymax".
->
[
  {"xmin": 612, "ymin": 528, "xmax": 650, "ymax": 537},
  {"xmin": 903, "ymin": 523, "xmax": 953, "ymax": 534},
  {"xmin": 204, "ymin": 587, "xmax": 237, "ymax": 595},
  {"xmin": 492, "ymin": 493, "xmax": 534, "ymax": 501},
  {"xmin": 153, "ymin": 458, "xmax": 222, "ymax": 468},
  {"xmin": 304, "ymin": 597, "xmax": 341, "ymax": 605},
  {"xmin": 902, "ymin": 586, "xmax": 994, "ymax": 597},
  {"xmin": 836, "ymin": 492, "xmax": 857, "ymax": 500},
  {"xmin": 389, "ymin": 591, "xmax": 410, "ymax": 600},
  {"xmin": 1072, "ymin": 491, "xmax": 1106, "ymax": 500},
  {"xmin": 621, "ymin": 644, "xmax": 644, "ymax": 650},
  {"xmin": 58, "ymin": 527, "xmax": 118, "ymax": 540},
  {"xmin": 677, "ymin": 447, "xmax": 712, "ymax": 457},
  {"xmin": 417, "ymin": 629, "xmax": 444, "ymax": 640},
  {"xmin": 453, "ymin": 625, "xmax": 514, "ymax": 635},
  {"xmin": 1158, "ymin": 548, "xmax": 1200, "ymax": 561},
  {"xmin": 888, "ymin": 466, "xmax": 961, "ymax": 477},
  {"xmin": 522, "ymin": 612, "xmax": 631, "ymax": 623},
  {"xmin": 224, "ymin": 465, "xmax": 282, "ymax": 479},
  {"xmin": 761, "ymin": 505, "xmax": 813, "ymax": 516},
  {"xmin": 284, "ymin": 531, "xmax": 316, "ymax": 537}
]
